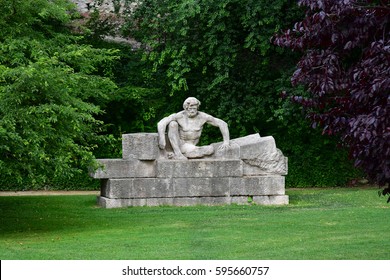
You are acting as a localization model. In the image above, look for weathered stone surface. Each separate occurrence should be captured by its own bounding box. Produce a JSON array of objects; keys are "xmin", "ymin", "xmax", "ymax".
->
[
  {"xmin": 98, "ymin": 195, "xmax": 288, "ymax": 208},
  {"xmin": 145, "ymin": 197, "xmax": 174, "ymax": 206},
  {"xmin": 253, "ymin": 195, "xmax": 289, "ymax": 205},
  {"xmin": 91, "ymin": 159, "xmax": 156, "ymax": 179},
  {"xmin": 230, "ymin": 195, "xmax": 289, "ymax": 205},
  {"xmin": 172, "ymin": 196, "xmax": 231, "ymax": 206},
  {"xmin": 230, "ymin": 176, "xmax": 285, "ymax": 196},
  {"xmin": 93, "ymin": 131, "xmax": 288, "ymax": 208},
  {"xmin": 156, "ymin": 159, "xmax": 242, "ymax": 178},
  {"xmin": 173, "ymin": 178, "xmax": 230, "ymax": 197},
  {"xmin": 209, "ymin": 134, "xmax": 268, "ymax": 160},
  {"xmin": 236, "ymin": 134, "xmax": 276, "ymax": 159},
  {"xmin": 209, "ymin": 134, "xmax": 288, "ymax": 175},
  {"xmin": 132, "ymin": 178, "xmax": 173, "ymax": 198},
  {"xmin": 242, "ymin": 162, "xmax": 269, "ymax": 176},
  {"xmin": 122, "ymin": 133, "xmax": 160, "ymax": 160},
  {"xmin": 230, "ymin": 196, "xmax": 251, "ymax": 204},
  {"xmin": 211, "ymin": 142, "xmax": 240, "ymax": 159},
  {"xmin": 97, "ymin": 196, "xmax": 232, "ymax": 208},
  {"xmin": 101, "ymin": 178, "xmax": 173, "ymax": 199},
  {"xmin": 98, "ymin": 196, "xmax": 175, "ymax": 208},
  {"xmin": 242, "ymin": 148, "xmax": 288, "ymax": 175},
  {"xmin": 231, "ymin": 135, "xmax": 288, "ymax": 175},
  {"xmin": 101, "ymin": 176, "xmax": 285, "ymax": 201},
  {"xmin": 101, "ymin": 179, "xmax": 132, "ymax": 198},
  {"xmin": 97, "ymin": 196, "xmax": 131, "ymax": 209}
]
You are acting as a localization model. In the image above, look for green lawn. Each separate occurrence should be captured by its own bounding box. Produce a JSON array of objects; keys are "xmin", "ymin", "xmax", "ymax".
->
[{"xmin": 0, "ymin": 188, "xmax": 389, "ymax": 260}]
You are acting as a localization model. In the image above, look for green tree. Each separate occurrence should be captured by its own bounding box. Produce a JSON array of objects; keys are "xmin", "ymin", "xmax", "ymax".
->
[{"xmin": 0, "ymin": 0, "xmax": 118, "ymax": 189}]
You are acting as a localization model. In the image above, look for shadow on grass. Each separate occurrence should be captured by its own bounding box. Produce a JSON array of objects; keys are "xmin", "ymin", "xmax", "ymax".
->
[{"xmin": 0, "ymin": 195, "xmax": 99, "ymax": 235}]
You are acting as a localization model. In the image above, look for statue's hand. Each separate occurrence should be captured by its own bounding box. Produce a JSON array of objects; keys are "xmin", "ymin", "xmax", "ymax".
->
[
  {"xmin": 218, "ymin": 141, "xmax": 230, "ymax": 151},
  {"xmin": 158, "ymin": 138, "xmax": 166, "ymax": 150}
]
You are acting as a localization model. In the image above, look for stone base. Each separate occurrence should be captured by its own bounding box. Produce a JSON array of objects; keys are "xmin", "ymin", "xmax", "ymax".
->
[
  {"xmin": 91, "ymin": 133, "xmax": 289, "ymax": 208},
  {"xmin": 97, "ymin": 195, "xmax": 289, "ymax": 208},
  {"xmin": 100, "ymin": 176, "xmax": 285, "ymax": 199},
  {"xmin": 97, "ymin": 174, "xmax": 287, "ymax": 208}
]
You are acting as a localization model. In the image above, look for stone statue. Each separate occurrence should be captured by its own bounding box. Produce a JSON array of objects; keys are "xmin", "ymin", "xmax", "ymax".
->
[
  {"xmin": 157, "ymin": 97, "xmax": 230, "ymax": 159},
  {"xmin": 91, "ymin": 98, "xmax": 289, "ymax": 208}
]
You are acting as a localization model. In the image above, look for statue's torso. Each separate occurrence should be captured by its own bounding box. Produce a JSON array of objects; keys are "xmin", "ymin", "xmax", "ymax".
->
[{"xmin": 176, "ymin": 113, "xmax": 206, "ymax": 145}]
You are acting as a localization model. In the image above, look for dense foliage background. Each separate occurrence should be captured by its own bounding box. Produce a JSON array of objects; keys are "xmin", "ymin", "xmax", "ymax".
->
[
  {"xmin": 120, "ymin": 0, "xmax": 363, "ymax": 187},
  {"xmin": 0, "ymin": 0, "xmax": 368, "ymax": 191},
  {"xmin": 0, "ymin": 0, "xmax": 119, "ymax": 189}
]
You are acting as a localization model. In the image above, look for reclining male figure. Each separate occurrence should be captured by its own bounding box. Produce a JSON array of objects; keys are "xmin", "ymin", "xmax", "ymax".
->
[{"xmin": 157, "ymin": 97, "xmax": 230, "ymax": 160}]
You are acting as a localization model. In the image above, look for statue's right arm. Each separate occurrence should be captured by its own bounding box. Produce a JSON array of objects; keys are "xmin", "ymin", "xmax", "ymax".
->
[{"xmin": 157, "ymin": 114, "xmax": 176, "ymax": 149}]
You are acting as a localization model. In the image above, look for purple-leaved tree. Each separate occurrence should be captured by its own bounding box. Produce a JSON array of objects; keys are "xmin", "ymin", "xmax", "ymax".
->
[{"xmin": 273, "ymin": 0, "xmax": 389, "ymax": 200}]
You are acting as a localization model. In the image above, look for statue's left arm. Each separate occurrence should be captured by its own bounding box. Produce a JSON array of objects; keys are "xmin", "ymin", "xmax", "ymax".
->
[{"xmin": 205, "ymin": 114, "xmax": 230, "ymax": 149}]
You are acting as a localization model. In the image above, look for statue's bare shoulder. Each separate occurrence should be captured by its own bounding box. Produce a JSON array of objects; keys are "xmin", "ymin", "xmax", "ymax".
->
[
  {"xmin": 197, "ymin": 111, "xmax": 224, "ymax": 127},
  {"xmin": 160, "ymin": 112, "xmax": 184, "ymax": 124},
  {"xmin": 197, "ymin": 111, "xmax": 213, "ymax": 121},
  {"xmin": 174, "ymin": 111, "xmax": 186, "ymax": 119}
]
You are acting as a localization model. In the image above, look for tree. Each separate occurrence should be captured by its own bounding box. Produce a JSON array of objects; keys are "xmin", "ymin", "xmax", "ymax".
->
[
  {"xmin": 0, "ymin": 0, "xmax": 118, "ymax": 188},
  {"xmin": 273, "ymin": 0, "xmax": 390, "ymax": 199}
]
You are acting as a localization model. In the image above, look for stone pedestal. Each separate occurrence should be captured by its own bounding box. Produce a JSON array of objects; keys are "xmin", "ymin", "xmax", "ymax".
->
[{"xmin": 90, "ymin": 133, "xmax": 288, "ymax": 208}]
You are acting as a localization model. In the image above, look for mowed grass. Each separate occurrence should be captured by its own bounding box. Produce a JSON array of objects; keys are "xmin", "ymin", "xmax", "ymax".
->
[{"xmin": 0, "ymin": 188, "xmax": 389, "ymax": 260}]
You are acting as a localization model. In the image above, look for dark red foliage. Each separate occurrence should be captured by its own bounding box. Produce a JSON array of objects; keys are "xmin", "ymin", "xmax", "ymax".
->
[{"xmin": 273, "ymin": 0, "xmax": 389, "ymax": 197}]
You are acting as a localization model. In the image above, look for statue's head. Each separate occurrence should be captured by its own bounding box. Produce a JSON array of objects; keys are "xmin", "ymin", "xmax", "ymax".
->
[
  {"xmin": 183, "ymin": 97, "xmax": 201, "ymax": 109},
  {"xmin": 183, "ymin": 97, "xmax": 200, "ymax": 118}
]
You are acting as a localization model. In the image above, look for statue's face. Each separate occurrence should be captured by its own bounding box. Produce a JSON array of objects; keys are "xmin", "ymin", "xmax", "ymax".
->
[{"xmin": 186, "ymin": 104, "xmax": 198, "ymax": 118}]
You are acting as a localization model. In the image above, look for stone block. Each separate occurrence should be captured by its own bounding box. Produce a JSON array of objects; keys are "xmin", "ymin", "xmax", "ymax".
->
[
  {"xmin": 131, "ymin": 178, "xmax": 173, "ymax": 198},
  {"xmin": 210, "ymin": 143, "xmax": 240, "ymax": 159},
  {"xmin": 127, "ymin": 198, "xmax": 147, "ymax": 207},
  {"xmin": 122, "ymin": 133, "xmax": 160, "ymax": 160},
  {"xmin": 101, "ymin": 178, "xmax": 173, "ymax": 199},
  {"xmin": 242, "ymin": 152, "xmax": 288, "ymax": 175},
  {"xmin": 230, "ymin": 176, "xmax": 285, "ymax": 196},
  {"xmin": 231, "ymin": 133, "xmax": 262, "ymax": 146},
  {"xmin": 101, "ymin": 179, "xmax": 132, "ymax": 198},
  {"xmin": 269, "ymin": 195, "xmax": 289, "ymax": 205},
  {"xmin": 97, "ymin": 196, "xmax": 131, "ymax": 209},
  {"xmin": 173, "ymin": 177, "xmax": 230, "ymax": 197},
  {"xmin": 253, "ymin": 195, "xmax": 289, "ymax": 205},
  {"xmin": 157, "ymin": 159, "xmax": 242, "ymax": 178},
  {"xmin": 91, "ymin": 159, "xmax": 156, "ymax": 179},
  {"xmin": 231, "ymin": 196, "xmax": 251, "ymax": 205},
  {"xmin": 242, "ymin": 162, "xmax": 272, "ymax": 176},
  {"xmin": 210, "ymin": 133, "xmax": 269, "ymax": 159},
  {"xmin": 98, "ymin": 196, "xmax": 234, "ymax": 208},
  {"xmin": 209, "ymin": 134, "xmax": 288, "ymax": 175},
  {"xmin": 121, "ymin": 197, "xmax": 175, "ymax": 207},
  {"xmin": 237, "ymin": 135, "xmax": 277, "ymax": 159},
  {"xmin": 172, "ymin": 196, "xmax": 232, "ymax": 206},
  {"xmin": 145, "ymin": 197, "xmax": 174, "ymax": 206}
]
